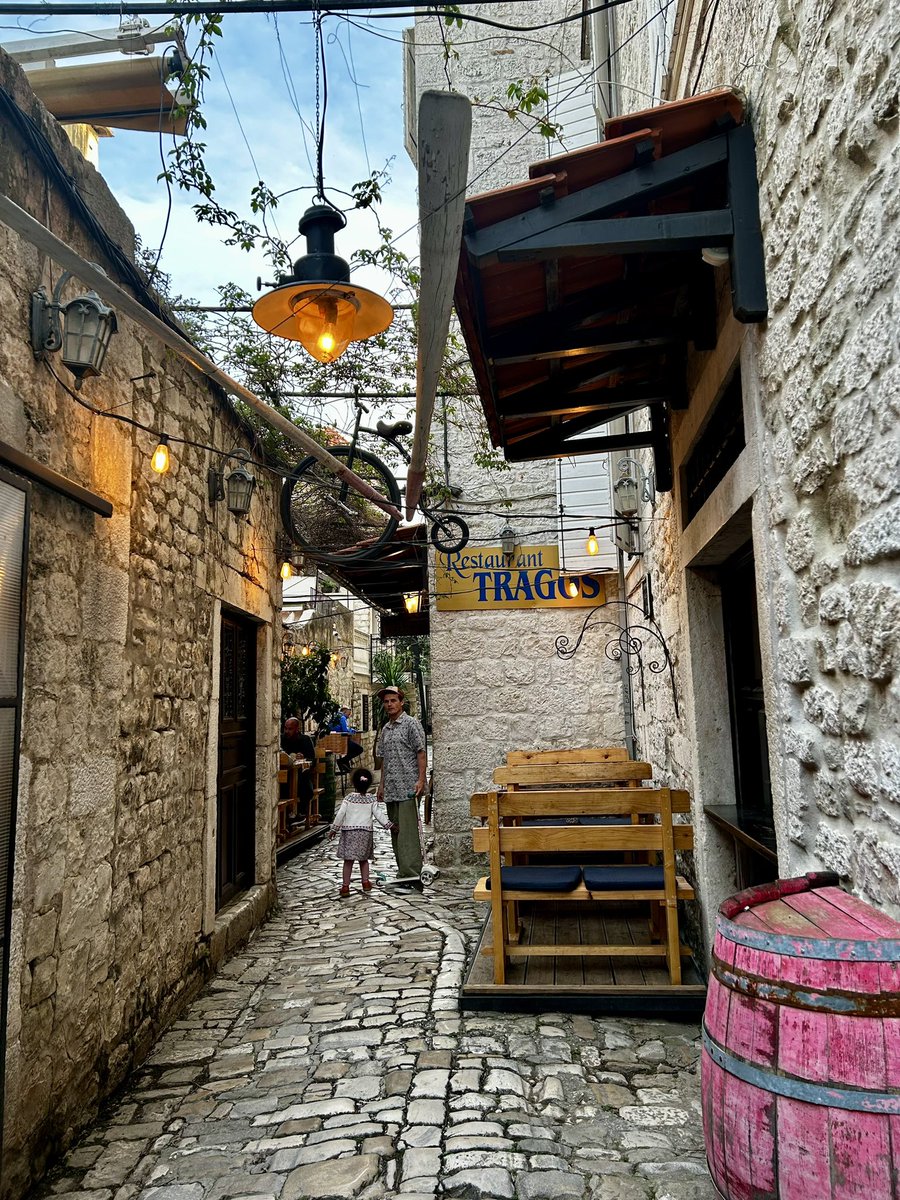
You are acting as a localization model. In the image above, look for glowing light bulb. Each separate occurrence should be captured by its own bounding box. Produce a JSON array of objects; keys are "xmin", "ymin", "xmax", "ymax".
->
[
  {"xmin": 404, "ymin": 591, "xmax": 421, "ymax": 615},
  {"xmin": 564, "ymin": 575, "xmax": 580, "ymax": 599},
  {"xmin": 301, "ymin": 643, "xmax": 311, "ymax": 657},
  {"xmin": 150, "ymin": 437, "xmax": 170, "ymax": 475},
  {"xmin": 280, "ymin": 560, "xmax": 293, "ymax": 581},
  {"xmin": 317, "ymin": 327, "xmax": 337, "ymax": 356},
  {"xmin": 585, "ymin": 527, "xmax": 599, "ymax": 556}
]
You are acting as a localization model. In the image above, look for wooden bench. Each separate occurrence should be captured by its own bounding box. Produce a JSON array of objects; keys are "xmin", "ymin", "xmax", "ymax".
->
[{"xmin": 470, "ymin": 787, "xmax": 695, "ymax": 986}]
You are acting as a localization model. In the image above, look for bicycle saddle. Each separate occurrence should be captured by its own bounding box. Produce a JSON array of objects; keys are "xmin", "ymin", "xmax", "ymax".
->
[{"xmin": 376, "ymin": 418, "xmax": 413, "ymax": 440}]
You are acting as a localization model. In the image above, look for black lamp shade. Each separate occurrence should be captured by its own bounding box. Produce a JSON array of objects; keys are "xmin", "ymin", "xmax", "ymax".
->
[{"xmin": 61, "ymin": 291, "xmax": 117, "ymax": 385}]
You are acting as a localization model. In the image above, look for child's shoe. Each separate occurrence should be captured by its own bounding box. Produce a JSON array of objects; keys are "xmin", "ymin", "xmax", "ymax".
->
[
  {"xmin": 339, "ymin": 886, "xmax": 350, "ymax": 898},
  {"xmin": 362, "ymin": 880, "xmax": 373, "ymax": 891}
]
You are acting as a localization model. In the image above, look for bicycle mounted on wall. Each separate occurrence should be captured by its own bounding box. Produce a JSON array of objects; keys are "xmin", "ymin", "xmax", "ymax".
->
[{"xmin": 280, "ymin": 395, "xmax": 469, "ymax": 565}]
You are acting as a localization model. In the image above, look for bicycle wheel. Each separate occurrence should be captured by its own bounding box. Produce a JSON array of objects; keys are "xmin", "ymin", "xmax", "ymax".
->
[
  {"xmin": 429, "ymin": 513, "xmax": 469, "ymax": 554},
  {"xmin": 280, "ymin": 445, "xmax": 401, "ymax": 565}
]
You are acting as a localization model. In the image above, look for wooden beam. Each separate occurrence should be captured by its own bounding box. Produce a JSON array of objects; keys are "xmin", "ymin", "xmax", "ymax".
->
[
  {"xmin": 0, "ymin": 438, "xmax": 112, "ymax": 517},
  {"xmin": 490, "ymin": 324, "xmax": 679, "ymax": 366},
  {"xmin": 497, "ymin": 382, "xmax": 675, "ymax": 420},
  {"xmin": 467, "ymin": 134, "xmax": 729, "ymax": 265},
  {"xmin": 727, "ymin": 122, "xmax": 768, "ymax": 322},
  {"xmin": 504, "ymin": 428, "xmax": 658, "ymax": 463},
  {"xmin": 495, "ymin": 210, "xmax": 734, "ymax": 263}
]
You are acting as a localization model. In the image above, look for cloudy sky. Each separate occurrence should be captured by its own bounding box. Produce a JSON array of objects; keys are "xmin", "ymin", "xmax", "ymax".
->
[{"xmin": 4, "ymin": 8, "xmax": 422, "ymax": 304}]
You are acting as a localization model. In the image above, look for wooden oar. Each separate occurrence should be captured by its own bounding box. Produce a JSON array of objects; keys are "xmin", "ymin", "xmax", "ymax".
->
[{"xmin": 405, "ymin": 89, "xmax": 472, "ymax": 520}]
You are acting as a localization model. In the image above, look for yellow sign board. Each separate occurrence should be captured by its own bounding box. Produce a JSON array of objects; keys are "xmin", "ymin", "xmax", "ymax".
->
[{"xmin": 435, "ymin": 544, "xmax": 609, "ymax": 611}]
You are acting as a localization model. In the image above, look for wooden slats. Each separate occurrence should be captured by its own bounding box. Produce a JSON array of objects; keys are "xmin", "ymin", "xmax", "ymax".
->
[
  {"xmin": 506, "ymin": 746, "xmax": 629, "ymax": 765},
  {"xmin": 470, "ymin": 788, "xmax": 692, "ymax": 816},
  {"xmin": 472, "ymin": 824, "xmax": 694, "ymax": 853},
  {"xmin": 494, "ymin": 760, "xmax": 652, "ymax": 785},
  {"xmin": 472, "ymin": 749, "xmax": 696, "ymax": 988}
]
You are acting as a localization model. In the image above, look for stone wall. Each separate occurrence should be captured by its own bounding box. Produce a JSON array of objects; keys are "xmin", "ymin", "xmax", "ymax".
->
[
  {"xmin": 0, "ymin": 51, "xmax": 281, "ymax": 1197},
  {"xmin": 410, "ymin": 8, "xmax": 626, "ymax": 870},
  {"xmin": 613, "ymin": 0, "xmax": 900, "ymax": 941}
]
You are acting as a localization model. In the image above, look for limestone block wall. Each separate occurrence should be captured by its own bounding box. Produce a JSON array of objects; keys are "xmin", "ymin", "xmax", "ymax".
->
[
  {"xmin": 615, "ymin": 0, "xmax": 900, "ymax": 934},
  {"xmin": 0, "ymin": 52, "xmax": 281, "ymax": 1197}
]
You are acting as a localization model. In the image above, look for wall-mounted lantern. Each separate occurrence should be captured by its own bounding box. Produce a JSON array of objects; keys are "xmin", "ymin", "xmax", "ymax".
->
[
  {"xmin": 499, "ymin": 524, "xmax": 517, "ymax": 563},
  {"xmin": 31, "ymin": 269, "xmax": 118, "ymax": 388}
]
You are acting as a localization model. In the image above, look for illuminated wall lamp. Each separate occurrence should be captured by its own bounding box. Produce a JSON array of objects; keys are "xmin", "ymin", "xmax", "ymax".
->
[
  {"xmin": 31, "ymin": 269, "xmax": 117, "ymax": 388},
  {"xmin": 403, "ymin": 590, "xmax": 423, "ymax": 615}
]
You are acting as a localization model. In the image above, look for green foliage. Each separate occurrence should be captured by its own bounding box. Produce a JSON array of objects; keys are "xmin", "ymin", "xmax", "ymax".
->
[
  {"xmin": 371, "ymin": 650, "xmax": 411, "ymax": 728},
  {"xmin": 281, "ymin": 646, "xmax": 336, "ymax": 726}
]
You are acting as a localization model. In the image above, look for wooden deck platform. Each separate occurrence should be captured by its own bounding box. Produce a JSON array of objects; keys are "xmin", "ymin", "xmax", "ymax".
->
[{"xmin": 462, "ymin": 900, "xmax": 707, "ymax": 1016}]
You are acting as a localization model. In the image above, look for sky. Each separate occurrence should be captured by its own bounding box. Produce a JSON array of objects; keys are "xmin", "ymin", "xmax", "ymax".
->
[{"xmin": 2, "ymin": 7, "xmax": 421, "ymax": 305}]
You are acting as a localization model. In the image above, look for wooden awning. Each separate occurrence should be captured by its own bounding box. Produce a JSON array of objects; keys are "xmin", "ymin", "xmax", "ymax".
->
[
  {"xmin": 27, "ymin": 57, "xmax": 187, "ymax": 134},
  {"xmin": 314, "ymin": 524, "xmax": 429, "ymax": 635},
  {"xmin": 454, "ymin": 88, "xmax": 767, "ymax": 489}
]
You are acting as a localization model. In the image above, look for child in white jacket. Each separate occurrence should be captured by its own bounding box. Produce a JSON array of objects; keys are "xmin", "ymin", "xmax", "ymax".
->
[{"xmin": 330, "ymin": 767, "xmax": 394, "ymax": 897}]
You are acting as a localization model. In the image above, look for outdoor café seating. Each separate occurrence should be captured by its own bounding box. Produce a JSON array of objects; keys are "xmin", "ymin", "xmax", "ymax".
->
[{"xmin": 463, "ymin": 747, "xmax": 704, "ymax": 1012}]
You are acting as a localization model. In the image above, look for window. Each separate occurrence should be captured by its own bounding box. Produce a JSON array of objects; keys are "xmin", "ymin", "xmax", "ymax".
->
[
  {"xmin": 683, "ymin": 368, "xmax": 745, "ymax": 524},
  {"xmin": 362, "ymin": 693, "xmax": 370, "ymax": 734},
  {"xmin": 557, "ymin": 451, "xmax": 618, "ymax": 574}
]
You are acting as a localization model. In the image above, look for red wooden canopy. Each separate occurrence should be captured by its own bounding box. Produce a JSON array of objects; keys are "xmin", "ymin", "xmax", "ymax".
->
[{"xmin": 454, "ymin": 88, "xmax": 766, "ymax": 487}]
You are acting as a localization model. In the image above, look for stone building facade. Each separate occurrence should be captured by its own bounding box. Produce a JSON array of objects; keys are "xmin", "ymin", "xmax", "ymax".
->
[
  {"xmin": 407, "ymin": 6, "xmax": 626, "ymax": 871},
  {"xmin": 409, "ymin": 0, "xmax": 899, "ymax": 937},
  {"xmin": 608, "ymin": 0, "xmax": 900, "ymax": 943},
  {"xmin": 0, "ymin": 51, "xmax": 282, "ymax": 1196}
]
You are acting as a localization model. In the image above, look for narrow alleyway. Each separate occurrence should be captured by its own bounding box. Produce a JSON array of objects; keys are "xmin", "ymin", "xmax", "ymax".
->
[{"xmin": 38, "ymin": 833, "xmax": 715, "ymax": 1200}]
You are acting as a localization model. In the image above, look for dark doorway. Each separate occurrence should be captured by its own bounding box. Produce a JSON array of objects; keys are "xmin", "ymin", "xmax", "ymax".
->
[
  {"xmin": 0, "ymin": 468, "xmax": 29, "ymax": 1147},
  {"xmin": 720, "ymin": 543, "xmax": 775, "ymax": 884},
  {"xmin": 217, "ymin": 612, "xmax": 257, "ymax": 909}
]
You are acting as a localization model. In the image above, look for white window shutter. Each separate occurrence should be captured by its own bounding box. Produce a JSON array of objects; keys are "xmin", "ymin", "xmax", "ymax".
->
[{"xmin": 546, "ymin": 67, "xmax": 600, "ymax": 156}]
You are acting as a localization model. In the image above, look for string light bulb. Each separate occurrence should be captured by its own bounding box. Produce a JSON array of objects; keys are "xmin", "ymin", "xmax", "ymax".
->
[
  {"xmin": 150, "ymin": 435, "xmax": 170, "ymax": 475},
  {"xmin": 280, "ymin": 559, "xmax": 293, "ymax": 581},
  {"xmin": 563, "ymin": 575, "xmax": 580, "ymax": 599},
  {"xmin": 585, "ymin": 527, "xmax": 599, "ymax": 556},
  {"xmin": 300, "ymin": 643, "xmax": 311, "ymax": 657}
]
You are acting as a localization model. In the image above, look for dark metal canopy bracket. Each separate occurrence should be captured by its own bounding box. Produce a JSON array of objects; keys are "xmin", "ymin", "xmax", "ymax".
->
[{"xmin": 554, "ymin": 599, "xmax": 679, "ymax": 718}]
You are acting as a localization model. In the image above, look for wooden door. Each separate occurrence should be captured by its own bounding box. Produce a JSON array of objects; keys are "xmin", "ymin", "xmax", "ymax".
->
[
  {"xmin": 217, "ymin": 612, "xmax": 256, "ymax": 909},
  {"xmin": 721, "ymin": 544, "xmax": 774, "ymax": 883}
]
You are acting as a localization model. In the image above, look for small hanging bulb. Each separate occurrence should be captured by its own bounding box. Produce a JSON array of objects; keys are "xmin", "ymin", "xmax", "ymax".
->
[
  {"xmin": 585, "ymin": 527, "xmax": 599, "ymax": 556},
  {"xmin": 150, "ymin": 435, "xmax": 170, "ymax": 475},
  {"xmin": 301, "ymin": 643, "xmax": 311, "ymax": 657},
  {"xmin": 564, "ymin": 575, "xmax": 580, "ymax": 599},
  {"xmin": 280, "ymin": 559, "xmax": 293, "ymax": 581}
]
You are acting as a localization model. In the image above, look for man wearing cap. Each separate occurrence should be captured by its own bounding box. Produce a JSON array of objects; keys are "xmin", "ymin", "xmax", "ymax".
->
[
  {"xmin": 375, "ymin": 686, "xmax": 427, "ymax": 889},
  {"xmin": 330, "ymin": 704, "xmax": 363, "ymax": 770}
]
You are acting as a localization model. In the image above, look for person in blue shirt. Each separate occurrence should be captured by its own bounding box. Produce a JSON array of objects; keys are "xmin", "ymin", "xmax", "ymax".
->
[{"xmin": 330, "ymin": 704, "xmax": 363, "ymax": 771}]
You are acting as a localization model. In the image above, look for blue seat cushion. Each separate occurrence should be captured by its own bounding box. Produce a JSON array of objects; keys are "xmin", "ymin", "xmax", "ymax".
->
[
  {"xmin": 521, "ymin": 816, "xmax": 628, "ymax": 826},
  {"xmin": 486, "ymin": 866, "xmax": 583, "ymax": 892},
  {"xmin": 521, "ymin": 817, "xmax": 578, "ymax": 826},
  {"xmin": 583, "ymin": 865, "xmax": 666, "ymax": 890}
]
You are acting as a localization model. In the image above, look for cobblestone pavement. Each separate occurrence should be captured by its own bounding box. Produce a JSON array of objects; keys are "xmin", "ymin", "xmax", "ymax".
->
[{"xmin": 39, "ymin": 832, "xmax": 715, "ymax": 1200}]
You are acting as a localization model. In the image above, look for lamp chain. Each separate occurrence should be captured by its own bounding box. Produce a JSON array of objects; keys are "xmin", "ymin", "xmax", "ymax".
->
[{"xmin": 313, "ymin": 4, "xmax": 325, "ymax": 201}]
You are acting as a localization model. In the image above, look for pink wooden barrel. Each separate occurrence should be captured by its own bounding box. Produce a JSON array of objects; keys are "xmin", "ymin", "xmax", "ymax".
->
[{"xmin": 702, "ymin": 872, "xmax": 900, "ymax": 1199}]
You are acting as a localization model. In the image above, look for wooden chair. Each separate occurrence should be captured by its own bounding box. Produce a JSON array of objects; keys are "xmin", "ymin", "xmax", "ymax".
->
[
  {"xmin": 471, "ymin": 787, "xmax": 694, "ymax": 986},
  {"xmin": 277, "ymin": 751, "xmax": 299, "ymax": 843}
]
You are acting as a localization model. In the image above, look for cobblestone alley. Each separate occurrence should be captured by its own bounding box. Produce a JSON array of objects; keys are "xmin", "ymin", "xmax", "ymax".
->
[{"xmin": 37, "ymin": 832, "xmax": 715, "ymax": 1200}]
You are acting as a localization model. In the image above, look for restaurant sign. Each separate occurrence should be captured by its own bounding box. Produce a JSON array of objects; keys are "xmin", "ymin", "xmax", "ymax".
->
[{"xmin": 435, "ymin": 544, "xmax": 610, "ymax": 611}]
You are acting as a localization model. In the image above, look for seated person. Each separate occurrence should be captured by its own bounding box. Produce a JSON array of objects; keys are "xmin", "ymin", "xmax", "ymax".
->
[
  {"xmin": 281, "ymin": 717, "xmax": 315, "ymax": 816},
  {"xmin": 329, "ymin": 705, "xmax": 364, "ymax": 771}
]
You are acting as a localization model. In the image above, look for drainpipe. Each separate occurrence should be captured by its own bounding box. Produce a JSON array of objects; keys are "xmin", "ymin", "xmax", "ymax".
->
[{"xmin": 617, "ymin": 547, "xmax": 637, "ymax": 759}]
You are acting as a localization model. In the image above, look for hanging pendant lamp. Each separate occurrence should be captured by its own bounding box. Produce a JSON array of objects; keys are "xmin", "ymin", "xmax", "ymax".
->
[{"xmin": 252, "ymin": 204, "xmax": 393, "ymax": 364}]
